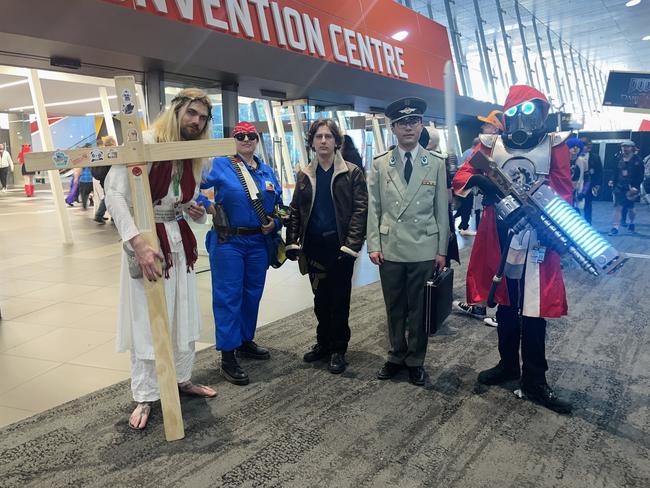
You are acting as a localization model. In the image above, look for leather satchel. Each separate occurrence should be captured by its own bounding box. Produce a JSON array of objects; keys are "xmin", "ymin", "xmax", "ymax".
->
[{"xmin": 424, "ymin": 267, "xmax": 454, "ymax": 335}]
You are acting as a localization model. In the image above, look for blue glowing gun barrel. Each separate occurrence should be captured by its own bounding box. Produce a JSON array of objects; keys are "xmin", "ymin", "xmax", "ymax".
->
[{"xmin": 530, "ymin": 185, "xmax": 624, "ymax": 275}]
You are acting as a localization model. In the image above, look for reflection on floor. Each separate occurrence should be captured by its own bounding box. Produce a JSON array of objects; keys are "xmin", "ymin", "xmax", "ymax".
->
[{"xmin": 1, "ymin": 185, "xmax": 409, "ymax": 427}]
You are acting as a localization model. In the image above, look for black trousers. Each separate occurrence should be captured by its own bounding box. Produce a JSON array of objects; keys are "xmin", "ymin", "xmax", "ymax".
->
[
  {"xmin": 79, "ymin": 182, "xmax": 93, "ymax": 209},
  {"xmin": 304, "ymin": 232, "xmax": 354, "ymax": 354},
  {"xmin": 0, "ymin": 166, "xmax": 9, "ymax": 188},
  {"xmin": 496, "ymin": 277, "xmax": 548, "ymax": 387},
  {"xmin": 454, "ymin": 193, "xmax": 473, "ymax": 230},
  {"xmin": 583, "ymin": 190, "xmax": 594, "ymax": 224}
]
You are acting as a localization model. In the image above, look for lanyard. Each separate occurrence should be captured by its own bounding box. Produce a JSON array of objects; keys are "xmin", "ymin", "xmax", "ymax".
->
[{"xmin": 172, "ymin": 162, "xmax": 183, "ymax": 198}]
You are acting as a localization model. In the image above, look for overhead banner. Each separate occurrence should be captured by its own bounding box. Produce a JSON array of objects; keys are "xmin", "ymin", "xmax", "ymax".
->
[
  {"xmin": 101, "ymin": 0, "xmax": 454, "ymax": 91},
  {"xmin": 603, "ymin": 71, "xmax": 650, "ymax": 109}
]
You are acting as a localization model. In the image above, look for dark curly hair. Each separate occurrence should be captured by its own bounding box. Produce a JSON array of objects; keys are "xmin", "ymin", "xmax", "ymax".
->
[{"xmin": 307, "ymin": 118, "xmax": 343, "ymax": 149}]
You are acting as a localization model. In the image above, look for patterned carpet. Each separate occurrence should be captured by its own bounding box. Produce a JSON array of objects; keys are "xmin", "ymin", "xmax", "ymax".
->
[{"xmin": 1, "ymin": 202, "xmax": 649, "ymax": 488}]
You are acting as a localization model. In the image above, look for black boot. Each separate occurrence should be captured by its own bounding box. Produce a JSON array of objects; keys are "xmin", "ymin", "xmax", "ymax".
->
[
  {"xmin": 521, "ymin": 383, "xmax": 572, "ymax": 414},
  {"xmin": 221, "ymin": 351, "xmax": 249, "ymax": 385},
  {"xmin": 236, "ymin": 340, "xmax": 270, "ymax": 360},
  {"xmin": 477, "ymin": 362, "xmax": 520, "ymax": 385},
  {"xmin": 328, "ymin": 353, "xmax": 347, "ymax": 374},
  {"xmin": 303, "ymin": 343, "xmax": 329, "ymax": 363}
]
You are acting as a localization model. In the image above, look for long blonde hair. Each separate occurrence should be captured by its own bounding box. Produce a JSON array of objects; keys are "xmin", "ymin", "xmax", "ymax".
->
[{"xmin": 150, "ymin": 88, "xmax": 213, "ymax": 184}]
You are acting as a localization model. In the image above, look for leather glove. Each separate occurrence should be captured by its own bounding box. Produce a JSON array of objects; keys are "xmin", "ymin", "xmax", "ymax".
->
[
  {"xmin": 286, "ymin": 249, "xmax": 300, "ymax": 261},
  {"xmin": 466, "ymin": 174, "xmax": 501, "ymax": 198}
]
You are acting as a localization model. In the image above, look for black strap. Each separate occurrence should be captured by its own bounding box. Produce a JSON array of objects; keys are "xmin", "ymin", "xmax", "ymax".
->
[{"xmin": 229, "ymin": 156, "xmax": 268, "ymax": 225}]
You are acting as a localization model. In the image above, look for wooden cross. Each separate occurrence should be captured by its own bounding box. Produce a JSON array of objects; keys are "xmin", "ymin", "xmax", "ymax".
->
[{"xmin": 25, "ymin": 76, "xmax": 235, "ymax": 442}]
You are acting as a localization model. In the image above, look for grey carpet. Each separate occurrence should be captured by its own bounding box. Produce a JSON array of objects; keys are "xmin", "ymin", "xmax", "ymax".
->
[{"xmin": 1, "ymin": 201, "xmax": 649, "ymax": 488}]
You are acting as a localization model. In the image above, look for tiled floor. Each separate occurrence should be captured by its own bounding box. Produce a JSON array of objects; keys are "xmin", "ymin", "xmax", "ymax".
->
[{"xmin": 5, "ymin": 184, "xmax": 468, "ymax": 428}]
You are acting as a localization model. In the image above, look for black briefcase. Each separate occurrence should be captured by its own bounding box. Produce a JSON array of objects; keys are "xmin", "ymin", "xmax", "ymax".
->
[{"xmin": 424, "ymin": 267, "xmax": 454, "ymax": 335}]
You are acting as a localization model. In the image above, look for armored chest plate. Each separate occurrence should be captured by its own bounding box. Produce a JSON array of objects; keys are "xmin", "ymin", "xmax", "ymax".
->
[{"xmin": 490, "ymin": 135, "xmax": 552, "ymax": 187}]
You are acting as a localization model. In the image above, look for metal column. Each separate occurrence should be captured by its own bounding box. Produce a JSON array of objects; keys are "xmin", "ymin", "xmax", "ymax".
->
[
  {"xmin": 568, "ymin": 46, "xmax": 587, "ymax": 115},
  {"xmin": 492, "ymin": 37, "xmax": 507, "ymax": 93},
  {"xmin": 514, "ymin": 0, "xmax": 534, "ymax": 87},
  {"xmin": 475, "ymin": 30, "xmax": 490, "ymax": 98},
  {"xmin": 444, "ymin": 0, "xmax": 471, "ymax": 97},
  {"xmin": 558, "ymin": 40, "xmax": 581, "ymax": 116},
  {"xmin": 495, "ymin": 0, "xmax": 517, "ymax": 85},
  {"xmin": 590, "ymin": 62, "xmax": 604, "ymax": 106},
  {"xmin": 545, "ymin": 26, "xmax": 565, "ymax": 107},
  {"xmin": 221, "ymin": 82, "xmax": 239, "ymax": 138},
  {"xmin": 579, "ymin": 54, "xmax": 597, "ymax": 113},
  {"xmin": 473, "ymin": 0, "xmax": 497, "ymax": 103},
  {"xmin": 27, "ymin": 69, "xmax": 73, "ymax": 244},
  {"xmin": 531, "ymin": 17, "xmax": 551, "ymax": 95}
]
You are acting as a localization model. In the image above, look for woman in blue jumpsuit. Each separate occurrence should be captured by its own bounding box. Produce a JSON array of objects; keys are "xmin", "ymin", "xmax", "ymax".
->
[{"xmin": 199, "ymin": 122, "xmax": 283, "ymax": 385}]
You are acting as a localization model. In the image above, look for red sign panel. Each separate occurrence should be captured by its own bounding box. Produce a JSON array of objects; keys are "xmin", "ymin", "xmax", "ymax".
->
[{"xmin": 101, "ymin": 0, "xmax": 453, "ymax": 91}]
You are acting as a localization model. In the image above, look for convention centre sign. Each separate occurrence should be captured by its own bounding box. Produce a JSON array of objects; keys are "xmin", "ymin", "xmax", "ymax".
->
[
  {"xmin": 603, "ymin": 71, "xmax": 650, "ymax": 110},
  {"xmin": 102, "ymin": 0, "xmax": 453, "ymax": 91}
]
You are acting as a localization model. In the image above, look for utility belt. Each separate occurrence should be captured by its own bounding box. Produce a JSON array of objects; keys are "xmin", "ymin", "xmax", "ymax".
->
[
  {"xmin": 154, "ymin": 206, "xmax": 184, "ymax": 223},
  {"xmin": 214, "ymin": 225, "xmax": 262, "ymax": 236}
]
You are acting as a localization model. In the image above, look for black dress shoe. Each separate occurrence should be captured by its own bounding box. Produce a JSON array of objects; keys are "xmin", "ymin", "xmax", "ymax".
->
[
  {"xmin": 521, "ymin": 383, "xmax": 572, "ymax": 414},
  {"xmin": 221, "ymin": 351, "xmax": 249, "ymax": 385},
  {"xmin": 303, "ymin": 343, "xmax": 329, "ymax": 363},
  {"xmin": 377, "ymin": 361, "xmax": 403, "ymax": 380},
  {"xmin": 236, "ymin": 340, "xmax": 270, "ymax": 360},
  {"xmin": 328, "ymin": 353, "xmax": 347, "ymax": 374},
  {"xmin": 477, "ymin": 362, "xmax": 521, "ymax": 385},
  {"xmin": 408, "ymin": 366, "xmax": 426, "ymax": 386}
]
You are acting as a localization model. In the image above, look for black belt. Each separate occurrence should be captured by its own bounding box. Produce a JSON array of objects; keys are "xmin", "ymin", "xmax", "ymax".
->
[{"xmin": 214, "ymin": 225, "xmax": 262, "ymax": 236}]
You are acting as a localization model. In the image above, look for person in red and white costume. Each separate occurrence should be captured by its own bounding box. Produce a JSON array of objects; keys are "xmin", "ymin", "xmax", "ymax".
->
[{"xmin": 452, "ymin": 85, "xmax": 574, "ymax": 413}]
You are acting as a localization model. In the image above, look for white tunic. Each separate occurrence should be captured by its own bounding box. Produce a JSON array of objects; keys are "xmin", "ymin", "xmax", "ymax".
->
[{"xmin": 104, "ymin": 132, "xmax": 206, "ymax": 360}]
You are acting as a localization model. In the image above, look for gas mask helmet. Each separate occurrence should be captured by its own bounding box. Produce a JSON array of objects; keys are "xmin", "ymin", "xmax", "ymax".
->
[{"xmin": 503, "ymin": 99, "xmax": 547, "ymax": 149}]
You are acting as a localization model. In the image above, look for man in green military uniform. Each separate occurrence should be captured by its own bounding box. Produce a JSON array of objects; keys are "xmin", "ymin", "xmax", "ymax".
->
[{"xmin": 367, "ymin": 97, "xmax": 449, "ymax": 386}]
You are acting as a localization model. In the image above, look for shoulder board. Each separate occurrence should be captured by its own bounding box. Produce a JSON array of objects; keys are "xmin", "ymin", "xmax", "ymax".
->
[
  {"xmin": 479, "ymin": 134, "xmax": 498, "ymax": 148},
  {"xmin": 550, "ymin": 131, "xmax": 571, "ymax": 147},
  {"xmin": 428, "ymin": 150, "xmax": 445, "ymax": 159},
  {"xmin": 373, "ymin": 150, "xmax": 389, "ymax": 160}
]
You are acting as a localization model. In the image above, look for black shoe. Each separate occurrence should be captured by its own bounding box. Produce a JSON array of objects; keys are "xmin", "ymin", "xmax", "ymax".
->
[
  {"xmin": 236, "ymin": 340, "xmax": 270, "ymax": 360},
  {"xmin": 521, "ymin": 383, "xmax": 572, "ymax": 414},
  {"xmin": 221, "ymin": 351, "xmax": 249, "ymax": 385},
  {"xmin": 628, "ymin": 223, "xmax": 635, "ymax": 233},
  {"xmin": 408, "ymin": 366, "xmax": 426, "ymax": 386},
  {"xmin": 303, "ymin": 343, "xmax": 329, "ymax": 363},
  {"xmin": 328, "ymin": 353, "xmax": 347, "ymax": 374},
  {"xmin": 94, "ymin": 218, "xmax": 106, "ymax": 225},
  {"xmin": 477, "ymin": 363, "xmax": 520, "ymax": 385},
  {"xmin": 377, "ymin": 361, "xmax": 403, "ymax": 380}
]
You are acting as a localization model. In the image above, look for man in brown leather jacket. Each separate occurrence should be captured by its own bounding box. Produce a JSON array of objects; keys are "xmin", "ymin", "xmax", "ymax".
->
[{"xmin": 285, "ymin": 119, "xmax": 368, "ymax": 374}]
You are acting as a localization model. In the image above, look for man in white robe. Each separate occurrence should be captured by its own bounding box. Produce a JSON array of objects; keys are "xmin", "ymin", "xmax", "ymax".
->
[{"xmin": 105, "ymin": 89, "xmax": 217, "ymax": 429}]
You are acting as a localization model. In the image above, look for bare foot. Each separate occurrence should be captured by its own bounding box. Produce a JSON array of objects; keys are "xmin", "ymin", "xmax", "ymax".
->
[
  {"xmin": 128, "ymin": 402, "xmax": 151, "ymax": 430},
  {"xmin": 178, "ymin": 381, "xmax": 217, "ymax": 398}
]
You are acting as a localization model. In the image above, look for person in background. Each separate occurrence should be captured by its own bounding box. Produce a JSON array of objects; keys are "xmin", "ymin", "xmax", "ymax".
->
[
  {"xmin": 285, "ymin": 119, "xmax": 368, "ymax": 374},
  {"xmin": 92, "ymin": 135, "xmax": 116, "ymax": 224},
  {"xmin": 566, "ymin": 137, "xmax": 588, "ymax": 214},
  {"xmin": 422, "ymin": 126, "xmax": 460, "ymax": 267},
  {"xmin": 341, "ymin": 134, "xmax": 364, "ymax": 171},
  {"xmin": 0, "ymin": 143, "xmax": 14, "ymax": 192},
  {"xmin": 608, "ymin": 140, "xmax": 644, "ymax": 235},
  {"xmin": 18, "ymin": 144, "xmax": 35, "ymax": 197},
  {"xmin": 578, "ymin": 136, "xmax": 603, "ymax": 224},
  {"xmin": 199, "ymin": 121, "xmax": 283, "ymax": 386},
  {"xmin": 79, "ymin": 166, "xmax": 94, "ymax": 210}
]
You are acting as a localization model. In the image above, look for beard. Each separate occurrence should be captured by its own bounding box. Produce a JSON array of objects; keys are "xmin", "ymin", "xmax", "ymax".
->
[{"xmin": 181, "ymin": 125, "xmax": 202, "ymax": 141}]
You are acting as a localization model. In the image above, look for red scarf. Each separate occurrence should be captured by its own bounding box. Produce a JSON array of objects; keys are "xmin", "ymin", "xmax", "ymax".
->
[{"xmin": 149, "ymin": 160, "xmax": 198, "ymax": 278}]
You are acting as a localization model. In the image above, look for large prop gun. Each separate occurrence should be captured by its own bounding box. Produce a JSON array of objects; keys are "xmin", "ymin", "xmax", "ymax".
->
[{"xmin": 470, "ymin": 150, "xmax": 626, "ymax": 276}]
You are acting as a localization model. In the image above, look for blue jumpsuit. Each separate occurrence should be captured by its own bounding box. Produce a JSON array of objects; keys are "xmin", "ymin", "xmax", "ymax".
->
[{"xmin": 199, "ymin": 155, "xmax": 283, "ymax": 352}]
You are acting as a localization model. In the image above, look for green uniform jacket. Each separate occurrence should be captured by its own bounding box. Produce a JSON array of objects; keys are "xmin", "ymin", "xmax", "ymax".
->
[{"xmin": 367, "ymin": 145, "xmax": 449, "ymax": 262}]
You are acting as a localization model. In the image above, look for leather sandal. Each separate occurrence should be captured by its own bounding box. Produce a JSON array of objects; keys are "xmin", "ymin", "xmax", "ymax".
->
[
  {"xmin": 178, "ymin": 381, "xmax": 217, "ymax": 398},
  {"xmin": 128, "ymin": 402, "xmax": 152, "ymax": 430}
]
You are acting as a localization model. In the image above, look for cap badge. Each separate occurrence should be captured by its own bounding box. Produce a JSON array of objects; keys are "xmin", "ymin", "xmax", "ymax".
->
[{"xmin": 399, "ymin": 107, "xmax": 418, "ymax": 115}]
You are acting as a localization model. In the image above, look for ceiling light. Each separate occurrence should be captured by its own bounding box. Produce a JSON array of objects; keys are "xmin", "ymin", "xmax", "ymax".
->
[
  {"xmin": 643, "ymin": 35, "xmax": 650, "ymax": 41},
  {"xmin": 625, "ymin": 0, "xmax": 641, "ymax": 6},
  {"xmin": 9, "ymin": 95, "xmax": 117, "ymax": 111},
  {"xmin": 391, "ymin": 31, "xmax": 409, "ymax": 41}
]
